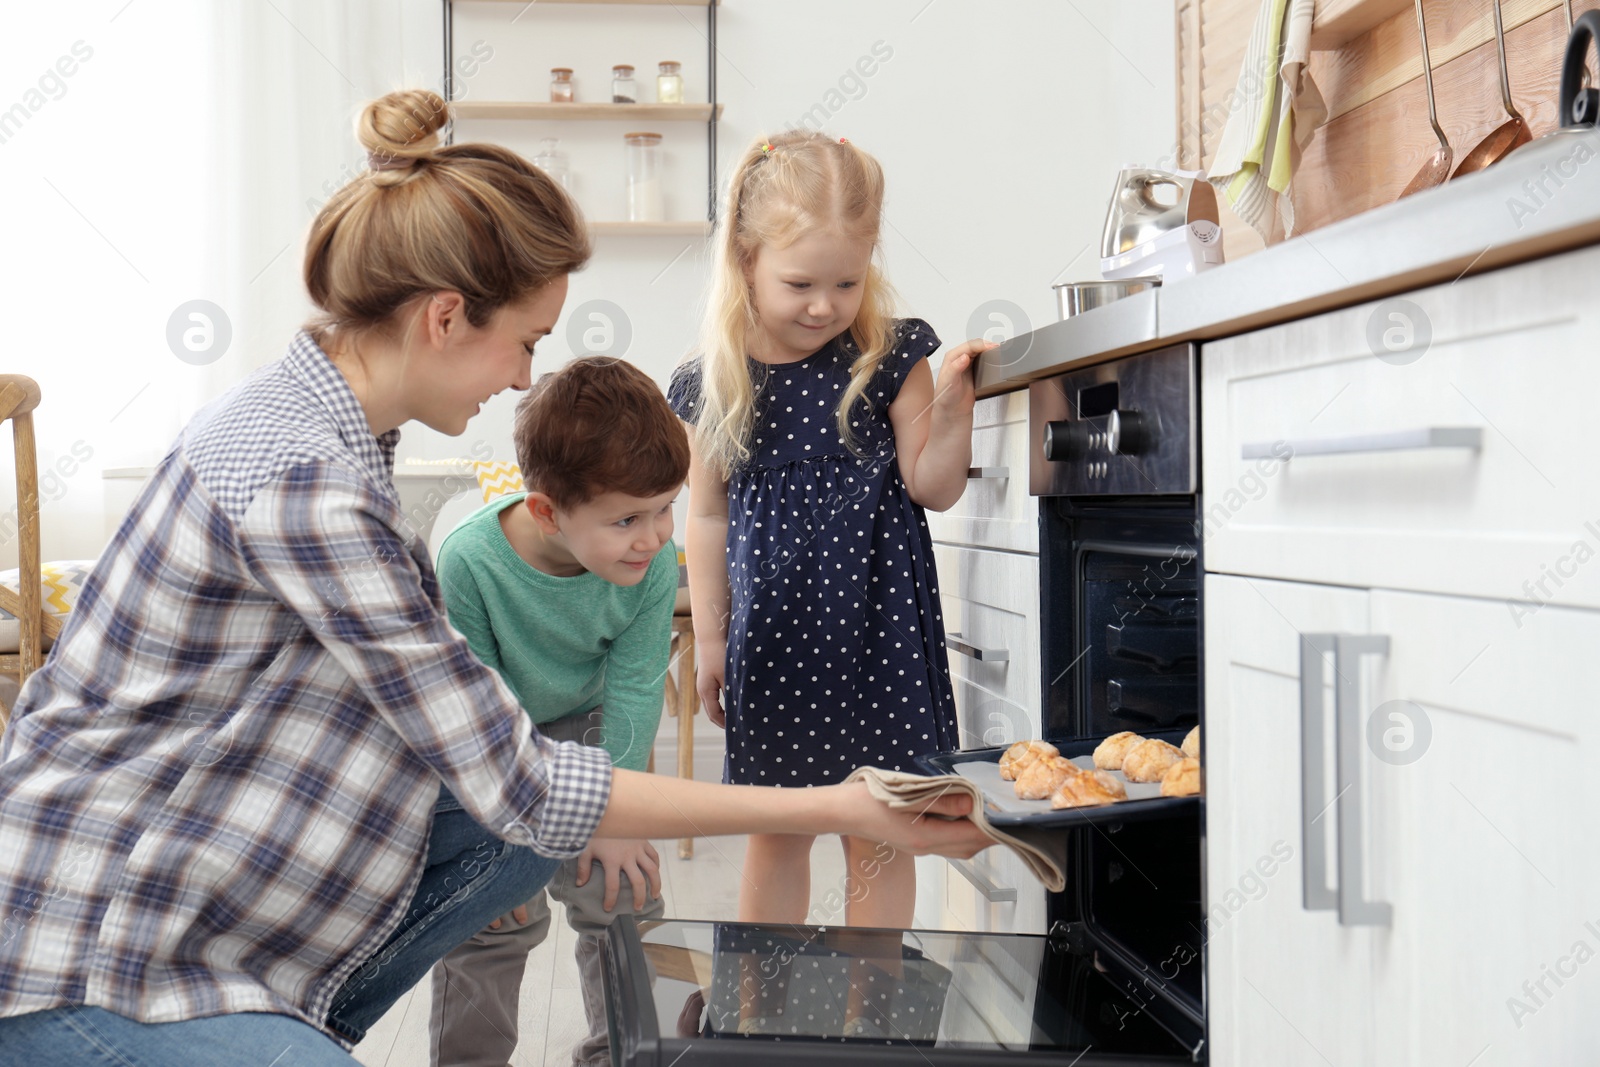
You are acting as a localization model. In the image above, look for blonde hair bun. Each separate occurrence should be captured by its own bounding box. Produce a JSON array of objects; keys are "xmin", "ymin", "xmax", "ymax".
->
[{"xmin": 359, "ymin": 89, "xmax": 450, "ymax": 182}]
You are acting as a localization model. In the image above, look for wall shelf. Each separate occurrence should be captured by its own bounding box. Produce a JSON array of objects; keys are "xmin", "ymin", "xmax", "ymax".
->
[
  {"xmin": 452, "ymin": 101, "xmax": 722, "ymax": 121},
  {"xmin": 443, "ymin": 0, "xmax": 720, "ymax": 226},
  {"xmin": 590, "ymin": 220, "xmax": 711, "ymax": 236}
]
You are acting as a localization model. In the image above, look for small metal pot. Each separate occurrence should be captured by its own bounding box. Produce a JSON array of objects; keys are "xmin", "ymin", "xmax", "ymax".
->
[{"xmin": 1053, "ymin": 278, "xmax": 1159, "ymax": 321}]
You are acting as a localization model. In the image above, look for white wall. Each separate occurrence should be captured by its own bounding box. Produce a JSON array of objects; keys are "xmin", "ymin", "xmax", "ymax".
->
[
  {"xmin": 3, "ymin": 0, "xmax": 1174, "ymax": 565},
  {"xmin": 431, "ymin": 0, "xmax": 1177, "ymax": 466}
]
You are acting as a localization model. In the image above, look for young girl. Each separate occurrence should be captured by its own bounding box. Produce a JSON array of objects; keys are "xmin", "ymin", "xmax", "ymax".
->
[
  {"xmin": 0, "ymin": 95, "xmax": 990, "ymax": 1066},
  {"xmin": 672, "ymin": 130, "xmax": 995, "ymax": 929}
]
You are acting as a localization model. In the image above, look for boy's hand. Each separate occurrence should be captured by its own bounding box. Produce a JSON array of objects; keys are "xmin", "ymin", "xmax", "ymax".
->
[
  {"xmin": 696, "ymin": 639, "xmax": 727, "ymax": 729},
  {"xmin": 576, "ymin": 837, "xmax": 663, "ymax": 911},
  {"xmin": 487, "ymin": 902, "xmax": 532, "ymax": 931},
  {"xmin": 930, "ymin": 339, "xmax": 997, "ymax": 421}
]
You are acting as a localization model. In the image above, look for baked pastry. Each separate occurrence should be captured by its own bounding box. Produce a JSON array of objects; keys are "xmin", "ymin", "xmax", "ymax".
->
[
  {"xmin": 1181, "ymin": 726, "xmax": 1200, "ymax": 760},
  {"xmin": 998, "ymin": 740, "xmax": 1058, "ymax": 781},
  {"xmin": 1092, "ymin": 731, "xmax": 1144, "ymax": 771},
  {"xmin": 1050, "ymin": 769, "xmax": 1128, "ymax": 808},
  {"xmin": 1122, "ymin": 738, "xmax": 1185, "ymax": 782},
  {"xmin": 1014, "ymin": 755, "xmax": 1081, "ymax": 800},
  {"xmin": 1161, "ymin": 757, "xmax": 1201, "ymax": 797}
]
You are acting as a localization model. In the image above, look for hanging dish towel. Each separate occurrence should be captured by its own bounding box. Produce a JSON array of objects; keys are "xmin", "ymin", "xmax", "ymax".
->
[{"xmin": 1207, "ymin": 0, "xmax": 1327, "ymax": 241}]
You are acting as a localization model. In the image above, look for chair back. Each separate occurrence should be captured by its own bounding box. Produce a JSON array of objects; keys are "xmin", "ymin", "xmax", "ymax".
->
[{"xmin": 0, "ymin": 375, "xmax": 44, "ymax": 709}]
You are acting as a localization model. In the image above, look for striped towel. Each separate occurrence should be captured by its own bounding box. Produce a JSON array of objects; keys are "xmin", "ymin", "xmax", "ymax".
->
[{"xmin": 1207, "ymin": 0, "xmax": 1326, "ymax": 241}]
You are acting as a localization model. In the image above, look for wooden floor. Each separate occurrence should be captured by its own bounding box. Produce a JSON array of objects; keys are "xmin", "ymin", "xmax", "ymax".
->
[{"xmin": 353, "ymin": 726, "xmax": 855, "ymax": 1067}]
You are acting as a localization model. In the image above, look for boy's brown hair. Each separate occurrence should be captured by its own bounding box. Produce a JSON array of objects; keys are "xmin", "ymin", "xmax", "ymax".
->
[{"xmin": 514, "ymin": 356, "xmax": 689, "ymax": 510}]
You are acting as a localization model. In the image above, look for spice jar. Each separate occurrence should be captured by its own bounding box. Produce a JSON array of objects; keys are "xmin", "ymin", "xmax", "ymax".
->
[
  {"xmin": 623, "ymin": 132, "xmax": 664, "ymax": 222},
  {"xmin": 531, "ymin": 137, "xmax": 571, "ymax": 192},
  {"xmin": 549, "ymin": 68, "xmax": 574, "ymax": 103},
  {"xmin": 656, "ymin": 61, "xmax": 683, "ymax": 104},
  {"xmin": 611, "ymin": 64, "xmax": 637, "ymax": 104}
]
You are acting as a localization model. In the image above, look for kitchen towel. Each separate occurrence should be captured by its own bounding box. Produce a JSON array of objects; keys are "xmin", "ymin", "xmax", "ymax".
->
[
  {"xmin": 1207, "ymin": 0, "xmax": 1327, "ymax": 241},
  {"xmin": 844, "ymin": 767, "xmax": 1067, "ymax": 892}
]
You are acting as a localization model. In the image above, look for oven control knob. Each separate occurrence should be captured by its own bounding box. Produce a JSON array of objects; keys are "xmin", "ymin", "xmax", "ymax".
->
[
  {"xmin": 1044, "ymin": 420, "xmax": 1090, "ymax": 461},
  {"xmin": 1107, "ymin": 409, "xmax": 1152, "ymax": 456}
]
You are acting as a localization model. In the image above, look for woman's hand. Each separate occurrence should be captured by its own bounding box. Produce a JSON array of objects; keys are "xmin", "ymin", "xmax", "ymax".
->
[
  {"xmin": 696, "ymin": 639, "xmax": 727, "ymax": 728},
  {"xmin": 930, "ymin": 339, "xmax": 996, "ymax": 421},
  {"xmin": 576, "ymin": 837, "xmax": 663, "ymax": 911},
  {"xmin": 834, "ymin": 781, "xmax": 993, "ymax": 859}
]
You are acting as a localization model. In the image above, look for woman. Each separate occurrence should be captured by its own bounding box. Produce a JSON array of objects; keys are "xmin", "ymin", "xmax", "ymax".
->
[{"xmin": 0, "ymin": 90, "xmax": 989, "ymax": 1066}]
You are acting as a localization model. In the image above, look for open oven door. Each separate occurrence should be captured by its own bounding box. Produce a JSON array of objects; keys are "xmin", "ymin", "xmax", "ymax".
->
[{"xmin": 603, "ymin": 916, "xmax": 1201, "ymax": 1065}]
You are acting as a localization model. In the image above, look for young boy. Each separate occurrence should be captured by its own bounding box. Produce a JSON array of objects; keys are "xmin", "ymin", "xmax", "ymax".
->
[{"xmin": 428, "ymin": 356, "xmax": 687, "ymax": 1067}]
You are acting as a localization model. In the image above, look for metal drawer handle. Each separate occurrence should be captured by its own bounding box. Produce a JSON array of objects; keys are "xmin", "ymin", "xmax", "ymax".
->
[
  {"xmin": 947, "ymin": 632, "xmax": 1010, "ymax": 662},
  {"xmin": 1242, "ymin": 426, "xmax": 1482, "ymax": 460},
  {"xmin": 949, "ymin": 858, "xmax": 1018, "ymax": 903},
  {"xmin": 1299, "ymin": 634, "xmax": 1338, "ymax": 913},
  {"xmin": 1335, "ymin": 634, "xmax": 1393, "ymax": 928},
  {"xmin": 966, "ymin": 466, "xmax": 1010, "ymax": 479},
  {"xmin": 1300, "ymin": 632, "xmax": 1393, "ymax": 928}
]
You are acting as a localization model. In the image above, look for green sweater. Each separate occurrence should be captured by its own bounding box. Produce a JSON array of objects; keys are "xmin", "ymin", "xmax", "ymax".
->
[{"xmin": 435, "ymin": 492, "xmax": 676, "ymax": 772}]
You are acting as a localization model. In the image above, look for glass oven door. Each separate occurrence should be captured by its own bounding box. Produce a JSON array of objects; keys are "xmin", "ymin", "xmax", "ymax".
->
[{"xmin": 603, "ymin": 917, "xmax": 1199, "ymax": 1065}]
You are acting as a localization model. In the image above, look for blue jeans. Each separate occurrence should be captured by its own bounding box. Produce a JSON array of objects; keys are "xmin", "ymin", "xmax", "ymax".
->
[{"xmin": 0, "ymin": 791, "xmax": 564, "ymax": 1063}]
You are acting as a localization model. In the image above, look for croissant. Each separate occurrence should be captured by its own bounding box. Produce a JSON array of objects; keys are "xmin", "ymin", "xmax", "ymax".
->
[
  {"xmin": 998, "ymin": 740, "xmax": 1058, "ymax": 781},
  {"xmin": 1050, "ymin": 769, "xmax": 1128, "ymax": 808},
  {"xmin": 1092, "ymin": 731, "xmax": 1144, "ymax": 771},
  {"xmin": 1014, "ymin": 755, "xmax": 1081, "ymax": 800},
  {"xmin": 1181, "ymin": 726, "xmax": 1200, "ymax": 760},
  {"xmin": 1122, "ymin": 739, "xmax": 1186, "ymax": 782},
  {"xmin": 1161, "ymin": 757, "xmax": 1201, "ymax": 797}
]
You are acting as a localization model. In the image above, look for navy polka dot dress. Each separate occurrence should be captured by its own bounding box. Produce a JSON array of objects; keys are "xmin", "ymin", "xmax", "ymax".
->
[{"xmin": 669, "ymin": 319, "xmax": 958, "ymax": 787}]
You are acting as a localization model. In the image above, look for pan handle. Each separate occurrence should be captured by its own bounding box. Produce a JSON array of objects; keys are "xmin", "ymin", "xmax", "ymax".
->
[{"xmin": 1561, "ymin": 10, "xmax": 1600, "ymax": 128}]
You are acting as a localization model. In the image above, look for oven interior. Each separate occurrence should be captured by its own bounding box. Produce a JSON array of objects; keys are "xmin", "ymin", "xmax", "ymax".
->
[{"xmin": 1039, "ymin": 495, "xmax": 1205, "ymax": 1048}]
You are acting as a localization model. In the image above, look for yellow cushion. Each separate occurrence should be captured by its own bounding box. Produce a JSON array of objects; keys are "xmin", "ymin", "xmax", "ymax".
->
[
  {"xmin": 0, "ymin": 560, "xmax": 96, "ymax": 654},
  {"xmin": 472, "ymin": 461, "xmax": 525, "ymax": 503}
]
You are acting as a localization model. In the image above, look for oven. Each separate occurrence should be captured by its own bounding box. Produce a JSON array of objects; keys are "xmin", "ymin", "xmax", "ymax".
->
[{"xmin": 601, "ymin": 343, "xmax": 1206, "ymax": 1065}]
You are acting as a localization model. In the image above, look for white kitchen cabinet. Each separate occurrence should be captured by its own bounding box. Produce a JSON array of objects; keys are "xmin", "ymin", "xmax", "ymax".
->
[
  {"xmin": 925, "ymin": 392, "xmax": 1037, "ymax": 554},
  {"xmin": 1201, "ymin": 243, "xmax": 1600, "ymax": 610},
  {"xmin": 1364, "ymin": 590, "xmax": 1597, "ymax": 1066},
  {"xmin": 1203, "ymin": 573, "xmax": 1378, "ymax": 1067},
  {"xmin": 1205, "ymin": 574, "xmax": 1600, "ymax": 1067}
]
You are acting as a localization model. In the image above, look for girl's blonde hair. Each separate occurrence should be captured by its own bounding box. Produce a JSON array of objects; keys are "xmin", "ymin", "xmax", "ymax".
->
[
  {"xmin": 693, "ymin": 130, "xmax": 898, "ymax": 477},
  {"xmin": 305, "ymin": 89, "xmax": 590, "ymax": 343}
]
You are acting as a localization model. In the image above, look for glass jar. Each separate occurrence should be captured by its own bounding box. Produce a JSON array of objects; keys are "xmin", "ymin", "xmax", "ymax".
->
[
  {"xmin": 531, "ymin": 137, "xmax": 571, "ymax": 192},
  {"xmin": 611, "ymin": 64, "xmax": 637, "ymax": 104},
  {"xmin": 623, "ymin": 132, "xmax": 663, "ymax": 222},
  {"xmin": 656, "ymin": 61, "xmax": 683, "ymax": 104},
  {"xmin": 549, "ymin": 67, "xmax": 574, "ymax": 103}
]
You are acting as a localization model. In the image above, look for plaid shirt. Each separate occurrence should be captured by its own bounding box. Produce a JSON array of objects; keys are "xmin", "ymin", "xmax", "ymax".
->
[{"xmin": 0, "ymin": 332, "xmax": 612, "ymax": 1039}]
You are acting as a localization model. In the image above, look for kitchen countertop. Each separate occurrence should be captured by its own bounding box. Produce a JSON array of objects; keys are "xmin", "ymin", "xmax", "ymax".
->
[{"xmin": 977, "ymin": 127, "xmax": 1600, "ymax": 394}]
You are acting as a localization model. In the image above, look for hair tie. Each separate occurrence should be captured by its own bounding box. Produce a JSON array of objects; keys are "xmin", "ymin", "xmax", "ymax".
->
[
  {"xmin": 368, "ymin": 152, "xmax": 415, "ymax": 172},
  {"xmin": 838, "ymin": 137, "xmax": 849, "ymax": 144},
  {"xmin": 759, "ymin": 143, "xmax": 774, "ymax": 155}
]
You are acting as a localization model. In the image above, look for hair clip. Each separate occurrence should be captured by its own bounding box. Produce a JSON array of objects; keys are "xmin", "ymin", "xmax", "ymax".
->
[{"xmin": 760, "ymin": 143, "xmax": 774, "ymax": 155}]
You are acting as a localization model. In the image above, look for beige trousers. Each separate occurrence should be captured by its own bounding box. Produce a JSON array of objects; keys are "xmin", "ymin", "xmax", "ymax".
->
[{"xmin": 428, "ymin": 708, "xmax": 666, "ymax": 1067}]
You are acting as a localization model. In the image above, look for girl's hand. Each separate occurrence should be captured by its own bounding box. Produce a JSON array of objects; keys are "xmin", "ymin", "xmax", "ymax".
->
[
  {"xmin": 696, "ymin": 639, "xmax": 727, "ymax": 729},
  {"xmin": 834, "ymin": 781, "xmax": 993, "ymax": 859},
  {"xmin": 931, "ymin": 339, "xmax": 998, "ymax": 420},
  {"xmin": 576, "ymin": 837, "xmax": 663, "ymax": 911}
]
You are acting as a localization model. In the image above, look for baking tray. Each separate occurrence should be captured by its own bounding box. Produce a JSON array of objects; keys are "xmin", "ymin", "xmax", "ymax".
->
[{"xmin": 915, "ymin": 733, "xmax": 1200, "ymax": 829}]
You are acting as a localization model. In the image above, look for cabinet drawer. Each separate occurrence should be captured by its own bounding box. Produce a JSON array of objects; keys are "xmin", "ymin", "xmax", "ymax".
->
[
  {"xmin": 932, "ymin": 544, "xmax": 1040, "ymax": 719},
  {"xmin": 926, "ymin": 391, "xmax": 1038, "ymax": 554},
  {"xmin": 1202, "ymin": 243, "xmax": 1600, "ymax": 607}
]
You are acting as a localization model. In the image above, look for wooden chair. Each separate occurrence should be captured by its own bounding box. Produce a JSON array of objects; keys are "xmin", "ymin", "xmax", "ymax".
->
[
  {"xmin": 0, "ymin": 376, "xmax": 50, "ymax": 728},
  {"xmin": 661, "ymin": 612, "xmax": 699, "ymax": 859}
]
